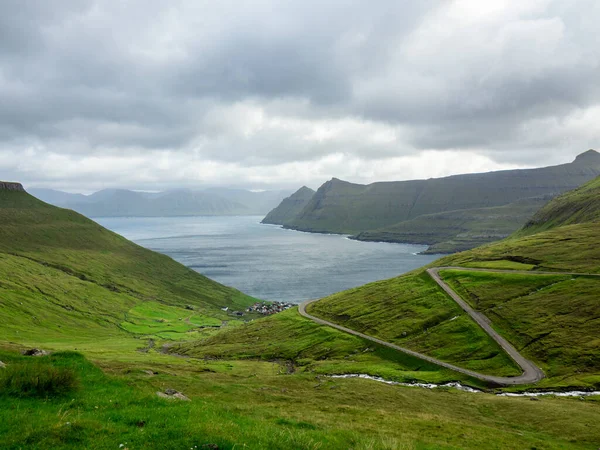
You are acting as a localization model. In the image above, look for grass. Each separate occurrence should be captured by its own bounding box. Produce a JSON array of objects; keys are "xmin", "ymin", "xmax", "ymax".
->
[
  {"xmin": 0, "ymin": 360, "xmax": 78, "ymax": 398},
  {"xmin": 439, "ymin": 270, "xmax": 600, "ymax": 389},
  {"xmin": 462, "ymin": 260, "xmax": 536, "ymax": 270},
  {"xmin": 520, "ymin": 175, "xmax": 600, "ymax": 235},
  {"xmin": 304, "ymin": 271, "xmax": 521, "ymax": 377},
  {"xmin": 0, "ymin": 189, "xmax": 257, "ymax": 349},
  {"xmin": 121, "ymin": 302, "xmax": 222, "ymax": 340},
  {"xmin": 2, "ymin": 350, "xmax": 600, "ymax": 449},
  {"xmin": 0, "ymin": 189, "xmax": 257, "ymax": 314},
  {"xmin": 173, "ymin": 307, "xmax": 477, "ymax": 386},
  {"xmin": 440, "ymin": 223, "xmax": 600, "ymax": 274},
  {"xmin": 3, "ymin": 181, "xmax": 600, "ymax": 448}
]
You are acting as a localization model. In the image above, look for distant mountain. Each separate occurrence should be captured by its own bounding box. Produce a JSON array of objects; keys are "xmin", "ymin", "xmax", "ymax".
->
[
  {"xmin": 203, "ymin": 188, "xmax": 293, "ymax": 215},
  {"xmin": 261, "ymin": 186, "xmax": 315, "ymax": 225},
  {"xmin": 28, "ymin": 187, "xmax": 291, "ymax": 218},
  {"xmin": 262, "ymin": 150, "xmax": 600, "ymax": 252},
  {"xmin": 28, "ymin": 188, "xmax": 89, "ymax": 205}
]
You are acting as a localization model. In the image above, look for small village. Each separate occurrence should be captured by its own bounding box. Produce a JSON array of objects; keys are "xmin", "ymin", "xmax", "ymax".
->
[{"xmin": 245, "ymin": 301, "xmax": 295, "ymax": 315}]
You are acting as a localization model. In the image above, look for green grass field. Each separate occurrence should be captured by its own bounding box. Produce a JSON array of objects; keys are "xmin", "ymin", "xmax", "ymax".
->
[
  {"xmin": 2, "ymin": 349, "xmax": 600, "ymax": 450},
  {"xmin": 304, "ymin": 271, "xmax": 521, "ymax": 377},
  {"xmin": 439, "ymin": 270, "xmax": 600, "ymax": 388}
]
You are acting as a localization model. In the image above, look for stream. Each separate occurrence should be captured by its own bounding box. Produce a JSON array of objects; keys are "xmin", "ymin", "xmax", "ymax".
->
[{"xmin": 327, "ymin": 374, "xmax": 600, "ymax": 397}]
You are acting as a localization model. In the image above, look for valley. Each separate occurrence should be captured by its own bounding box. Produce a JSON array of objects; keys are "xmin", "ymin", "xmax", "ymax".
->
[{"xmin": 1, "ymin": 175, "xmax": 600, "ymax": 449}]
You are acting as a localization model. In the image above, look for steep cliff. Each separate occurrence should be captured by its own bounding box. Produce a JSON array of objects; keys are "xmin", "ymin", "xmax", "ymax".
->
[{"xmin": 261, "ymin": 186, "xmax": 315, "ymax": 225}]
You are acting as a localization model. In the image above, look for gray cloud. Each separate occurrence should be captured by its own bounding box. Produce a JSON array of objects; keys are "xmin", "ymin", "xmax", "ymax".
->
[{"xmin": 0, "ymin": 0, "xmax": 598, "ymax": 191}]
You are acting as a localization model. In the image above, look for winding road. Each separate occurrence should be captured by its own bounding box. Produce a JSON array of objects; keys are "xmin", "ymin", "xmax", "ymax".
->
[{"xmin": 299, "ymin": 267, "xmax": 599, "ymax": 386}]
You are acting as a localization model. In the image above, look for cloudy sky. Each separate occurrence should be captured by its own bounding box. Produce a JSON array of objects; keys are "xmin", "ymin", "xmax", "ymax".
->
[{"xmin": 1, "ymin": 0, "xmax": 599, "ymax": 192}]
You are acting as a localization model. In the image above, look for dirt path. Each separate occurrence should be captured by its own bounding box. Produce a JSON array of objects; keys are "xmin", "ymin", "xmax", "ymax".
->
[{"xmin": 299, "ymin": 267, "xmax": 599, "ymax": 386}]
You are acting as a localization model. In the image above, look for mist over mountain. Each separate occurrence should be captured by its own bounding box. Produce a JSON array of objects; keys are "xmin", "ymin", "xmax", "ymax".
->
[{"xmin": 29, "ymin": 187, "xmax": 292, "ymax": 218}]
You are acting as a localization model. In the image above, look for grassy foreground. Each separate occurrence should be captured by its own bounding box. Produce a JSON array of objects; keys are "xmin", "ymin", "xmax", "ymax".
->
[{"xmin": 2, "ymin": 349, "xmax": 600, "ymax": 450}]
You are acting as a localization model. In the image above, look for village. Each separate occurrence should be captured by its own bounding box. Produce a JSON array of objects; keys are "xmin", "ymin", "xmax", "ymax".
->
[{"xmin": 245, "ymin": 301, "xmax": 295, "ymax": 315}]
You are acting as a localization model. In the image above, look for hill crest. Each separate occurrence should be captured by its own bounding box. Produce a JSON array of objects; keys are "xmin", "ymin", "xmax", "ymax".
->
[{"xmin": 0, "ymin": 181, "xmax": 25, "ymax": 192}]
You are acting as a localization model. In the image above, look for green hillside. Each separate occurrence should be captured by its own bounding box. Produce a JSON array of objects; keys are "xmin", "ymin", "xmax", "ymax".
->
[
  {"xmin": 2, "ymin": 180, "xmax": 600, "ymax": 448},
  {"xmin": 261, "ymin": 186, "xmax": 315, "ymax": 225},
  {"xmin": 354, "ymin": 195, "xmax": 551, "ymax": 253},
  {"xmin": 305, "ymin": 202, "xmax": 600, "ymax": 388},
  {"xmin": 0, "ymin": 185, "xmax": 256, "ymax": 346},
  {"xmin": 269, "ymin": 150, "xmax": 600, "ymax": 252},
  {"xmin": 519, "ymin": 174, "xmax": 600, "ymax": 235}
]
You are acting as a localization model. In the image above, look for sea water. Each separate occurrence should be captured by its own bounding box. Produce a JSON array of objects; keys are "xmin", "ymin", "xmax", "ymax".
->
[{"xmin": 96, "ymin": 215, "xmax": 437, "ymax": 303}]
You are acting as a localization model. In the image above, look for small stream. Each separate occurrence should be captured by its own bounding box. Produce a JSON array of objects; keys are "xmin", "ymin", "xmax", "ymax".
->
[{"xmin": 327, "ymin": 374, "xmax": 600, "ymax": 397}]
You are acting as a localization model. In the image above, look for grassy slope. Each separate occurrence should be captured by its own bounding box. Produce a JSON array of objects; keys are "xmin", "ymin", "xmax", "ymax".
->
[
  {"xmin": 520, "ymin": 175, "xmax": 600, "ymax": 235},
  {"xmin": 353, "ymin": 196, "xmax": 550, "ymax": 254},
  {"xmin": 279, "ymin": 176, "xmax": 600, "ymax": 389},
  {"xmin": 439, "ymin": 270, "xmax": 600, "ymax": 388},
  {"xmin": 300, "ymin": 223, "xmax": 600, "ymax": 388},
  {"xmin": 0, "ymin": 189, "xmax": 256, "ymax": 346},
  {"xmin": 3, "ymin": 351, "xmax": 600, "ymax": 450},
  {"xmin": 305, "ymin": 271, "xmax": 521, "ymax": 376},
  {"xmin": 173, "ymin": 307, "xmax": 475, "ymax": 385}
]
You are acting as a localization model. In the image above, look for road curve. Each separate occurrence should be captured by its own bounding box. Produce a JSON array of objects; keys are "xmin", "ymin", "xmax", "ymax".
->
[{"xmin": 299, "ymin": 267, "xmax": 600, "ymax": 386}]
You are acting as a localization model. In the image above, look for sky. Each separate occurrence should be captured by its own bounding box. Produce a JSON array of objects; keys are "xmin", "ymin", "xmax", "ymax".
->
[{"xmin": 1, "ymin": 0, "xmax": 599, "ymax": 193}]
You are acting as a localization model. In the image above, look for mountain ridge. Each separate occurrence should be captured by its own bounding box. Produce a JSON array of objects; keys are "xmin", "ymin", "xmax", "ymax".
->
[
  {"xmin": 264, "ymin": 150, "xmax": 600, "ymax": 252},
  {"xmin": 261, "ymin": 186, "xmax": 315, "ymax": 225},
  {"xmin": 28, "ymin": 187, "xmax": 292, "ymax": 218}
]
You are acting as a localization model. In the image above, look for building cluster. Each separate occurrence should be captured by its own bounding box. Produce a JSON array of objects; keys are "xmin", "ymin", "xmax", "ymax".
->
[{"xmin": 246, "ymin": 301, "xmax": 294, "ymax": 315}]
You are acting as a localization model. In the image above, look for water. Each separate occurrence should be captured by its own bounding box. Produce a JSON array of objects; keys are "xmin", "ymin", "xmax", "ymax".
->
[
  {"xmin": 327, "ymin": 374, "xmax": 600, "ymax": 397},
  {"xmin": 95, "ymin": 216, "xmax": 437, "ymax": 303},
  {"xmin": 328, "ymin": 374, "xmax": 481, "ymax": 393}
]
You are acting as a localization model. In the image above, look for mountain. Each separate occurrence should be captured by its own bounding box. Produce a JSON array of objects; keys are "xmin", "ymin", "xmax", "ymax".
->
[
  {"xmin": 261, "ymin": 186, "xmax": 315, "ymax": 225},
  {"xmin": 28, "ymin": 187, "xmax": 291, "ymax": 217},
  {"xmin": 68, "ymin": 189, "xmax": 250, "ymax": 217},
  {"xmin": 0, "ymin": 182, "xmax": 256, "ymax": 344},
  {"xmin": 265, "ymin": 150, "xmax": 600, "ymax": 252},
  {"xmin": 354, "ymin": 195, "xmax": 553, "ymax": 254},
  {"xmin": 27, "ymin": 188, "xmax": 89, "ymax": 205},
  {"xmin": 204, "ymin": 187, "xmax": 293, "ymax": 214}
]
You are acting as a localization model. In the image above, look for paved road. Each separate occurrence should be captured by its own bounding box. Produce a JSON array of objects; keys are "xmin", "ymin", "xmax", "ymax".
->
[{"xmin": 299, "ymin": 267, "xmax": 599, "ymax": 386}]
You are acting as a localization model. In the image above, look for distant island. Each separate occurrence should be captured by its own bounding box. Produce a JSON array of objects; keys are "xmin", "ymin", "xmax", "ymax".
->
[
  {"xmin": 28, "ymin": 187, "xmax": 292, "ymax": 218},
  {"xmin": 263, "ymin": 149, "xmax": 600, "ymax": 253}
]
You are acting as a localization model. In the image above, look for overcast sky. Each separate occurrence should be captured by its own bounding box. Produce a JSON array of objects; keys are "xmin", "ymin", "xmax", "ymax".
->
[{"xmin": 1, "ymin": 0, "xmax": 599, "ymax": 192}]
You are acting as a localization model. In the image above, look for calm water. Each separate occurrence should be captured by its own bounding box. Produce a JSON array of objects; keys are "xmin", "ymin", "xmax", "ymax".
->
[{"xmin": 95, "ymin": 216, "xmax": 438, "ymax": 303}]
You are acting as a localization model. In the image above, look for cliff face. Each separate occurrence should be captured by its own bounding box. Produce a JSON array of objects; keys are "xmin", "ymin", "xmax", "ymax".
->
[
  {"xmin": 0, "ymin": 182, "xmax": 25, "ymax": 192},
  {"xmin": 282, "ymin": 150, "xmax": 600, "ymax": 235},
  {"xmin": 261, "ymin": 186, "xmax": 315, "ymax": 225}
]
